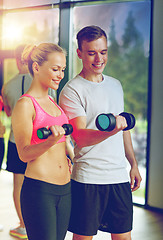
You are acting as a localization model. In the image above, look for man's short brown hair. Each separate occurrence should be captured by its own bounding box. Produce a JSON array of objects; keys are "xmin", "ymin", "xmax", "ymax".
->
[{"xmin": 77, "ymin": 25, "xmax": 107, "ymax": 50}]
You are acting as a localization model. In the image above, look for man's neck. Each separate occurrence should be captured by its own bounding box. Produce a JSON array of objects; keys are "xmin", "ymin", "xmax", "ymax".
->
[{"xmin": 79, "ymin": 70, "xmax": 103, "ymax": 83}]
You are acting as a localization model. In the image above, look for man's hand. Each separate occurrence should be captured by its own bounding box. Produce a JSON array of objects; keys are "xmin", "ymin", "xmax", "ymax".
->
[{"xmin": 130, "ymin": 165, "xmax": 142, "ymax": 192}]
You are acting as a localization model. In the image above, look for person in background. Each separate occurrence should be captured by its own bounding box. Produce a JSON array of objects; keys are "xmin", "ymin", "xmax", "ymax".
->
[
  {"xmin": 2, "ymin": 44, "xmax": 32, "ymax": 239},
  {"xmin": 0, "ymin": 95, "xmax": 5, "ymax": 170},
  {"xmin": 12, "ymin": 43, "xmax": 72, "ymax": 240},
  {"xmin": 59, "ymin": 25, "xmax": 142, "ymax": 240},
  {"xmin": 0, "ymin": 95, "xmax": 5, "ymax": 232}
]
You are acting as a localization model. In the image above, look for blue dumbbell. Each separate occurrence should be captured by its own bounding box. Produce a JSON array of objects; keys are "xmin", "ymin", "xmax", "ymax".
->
[
  {"xmin": 37, "ymin": 124, "xmax": 73, "ymax": 139},
  {"xmin": 95, "ymin": 112, "xmax": 135, "ymax": 132}
]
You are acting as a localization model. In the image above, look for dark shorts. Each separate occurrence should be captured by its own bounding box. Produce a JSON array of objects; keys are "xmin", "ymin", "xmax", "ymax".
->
[
  {"xmin": 68, "ymin": 180, "xmax": 133, "ymax": 236},
  {"xmin": 6, "ymin": 141, "xmax": 27, "ymax": 174}
]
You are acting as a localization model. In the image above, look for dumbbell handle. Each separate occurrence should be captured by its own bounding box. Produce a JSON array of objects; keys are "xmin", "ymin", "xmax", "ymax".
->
[
  {"xmin": 37, "ymin": 124, "xmax": 73, "ymax": 139},
  {"xmin": 96, "ymin": 112, "xmax": 135, "ymax": 132}
]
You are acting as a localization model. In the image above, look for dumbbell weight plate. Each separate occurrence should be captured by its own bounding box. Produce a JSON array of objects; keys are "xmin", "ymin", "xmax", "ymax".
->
[
  {"xmin": 119, "ymin": 112, "xmax": 136, "ymax": 131},
  {"xmin": 37, "ymin": 128, "xmax": 51, "ymax": 139},
  {"xmin": 62, "ymin": 124, "xmax": 73, "ymax": 136},
  {"xmin": 96, "ymin": 113, "xmax": 116, "ymax": 132}
]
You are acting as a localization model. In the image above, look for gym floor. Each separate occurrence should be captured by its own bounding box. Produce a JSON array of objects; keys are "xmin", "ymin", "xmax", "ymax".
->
[{"xmin": 0, "ymin": 170, "xmax": 163, "ymax": 240}]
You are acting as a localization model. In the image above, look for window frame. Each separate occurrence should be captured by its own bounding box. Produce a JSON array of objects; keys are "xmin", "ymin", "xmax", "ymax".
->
[{"xmin": 0, "ymin": 0, "xmax": 153, "ymax": 208}]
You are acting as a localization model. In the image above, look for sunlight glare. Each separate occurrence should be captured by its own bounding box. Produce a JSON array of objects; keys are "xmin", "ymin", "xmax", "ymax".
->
[{"xmin": 3, "ymin": 23, "xmax": 22, "ymax": 42}]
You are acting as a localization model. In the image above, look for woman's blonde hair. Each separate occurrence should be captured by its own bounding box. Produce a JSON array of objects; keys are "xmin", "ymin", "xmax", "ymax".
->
[{"xmin": 22, "ymin": 43, "xmax": 66, "ymax": 76}]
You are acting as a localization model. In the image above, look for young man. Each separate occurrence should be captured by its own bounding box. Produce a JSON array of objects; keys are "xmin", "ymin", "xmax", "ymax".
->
[{"xmin": 59, "ymin": 26, "xmax": 142, "ymax": 240}]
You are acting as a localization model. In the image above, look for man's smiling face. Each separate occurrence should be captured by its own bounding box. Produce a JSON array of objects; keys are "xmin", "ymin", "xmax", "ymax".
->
[{"xmin": 77, "ymin": 36, "xmax": 108, "ymax": 76}]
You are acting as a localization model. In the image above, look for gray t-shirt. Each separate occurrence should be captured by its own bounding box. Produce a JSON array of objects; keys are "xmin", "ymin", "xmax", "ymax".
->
[
  {"xmin": 3, "ymin": 73, "xmax": 32, "ymax": 143},
  {"xmin": 59, "ymin": 74, "xmax": 129, "ymax": 184},
  {"xmin": 3, "ymin": 74, "xmax": 56, "ymax": 143}
]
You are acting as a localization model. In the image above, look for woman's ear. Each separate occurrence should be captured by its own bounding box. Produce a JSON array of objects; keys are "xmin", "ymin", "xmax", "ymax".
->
[
  {"xmin": 32, "ymin": 62, "xmax": 39, "ymax": 74},
  {"xmin": 77, "ymin": 49, "xmax": 82, "ymax": 59}
]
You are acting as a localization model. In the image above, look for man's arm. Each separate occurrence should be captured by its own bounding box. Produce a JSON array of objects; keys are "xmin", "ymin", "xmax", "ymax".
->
[
  {"xmin": 70, "ymin": 115, "xmax": 128, "ymax": 148},
  {"xmin": 123, "ymin": 130, "xmax": 142, "ymax": 192},
  {"xmin": 0, "ymin": 120, "xmax": 6, "ymax": 138}
]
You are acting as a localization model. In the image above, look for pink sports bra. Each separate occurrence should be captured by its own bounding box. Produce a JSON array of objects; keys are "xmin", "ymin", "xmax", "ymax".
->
[{"xmin": 21, "ymin": 94, "xmax": 69, "ymax": 145}]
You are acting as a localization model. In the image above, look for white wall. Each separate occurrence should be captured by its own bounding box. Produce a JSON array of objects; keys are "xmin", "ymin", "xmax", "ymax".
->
[{"xmin": 147, "ymin": 0, "xmax": 163, "ymax": 209}]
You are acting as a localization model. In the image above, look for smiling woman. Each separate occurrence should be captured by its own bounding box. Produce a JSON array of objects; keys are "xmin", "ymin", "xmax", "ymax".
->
[{"xmin": 11, "ymin": 43, "xmax": 73, "ymax": 240}]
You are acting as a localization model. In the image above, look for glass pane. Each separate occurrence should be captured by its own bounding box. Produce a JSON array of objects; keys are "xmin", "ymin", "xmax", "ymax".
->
[
  {"xmin": 2, "ymin": 8, "xmax": 59, "ymax": 49},
  {"xmin": 1, "ymin": 7, "xmax": 59, "ymax": 167},
  {"xmin": 71, "ymin": 0, "xmax": 149, "ymax": 2},
  {"xmin": 71, "ymin": 0, "xmax": 89, "ymax": 1},
  {"xmin": 3, "ymin": 0, "xmax": 59, "ymax": 9},
  {"xmin": 73, "ymin": 1, "xmax": 151, "ymax": 205}
]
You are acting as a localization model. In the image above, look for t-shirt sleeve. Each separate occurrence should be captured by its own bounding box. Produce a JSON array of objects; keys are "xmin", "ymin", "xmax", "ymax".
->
[{"xmin": 59, "ymin": 84, "xmax": 86, "ymax": 120}]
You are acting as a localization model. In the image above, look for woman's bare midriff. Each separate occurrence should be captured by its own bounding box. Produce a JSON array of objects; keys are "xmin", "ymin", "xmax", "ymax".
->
[{"xmin": 25, "ymin": 142, "xmax": 71, "ymax": 185}]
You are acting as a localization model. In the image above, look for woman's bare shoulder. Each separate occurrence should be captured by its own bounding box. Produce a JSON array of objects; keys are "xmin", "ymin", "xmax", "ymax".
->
[{"xmin": 12, "ymin": 96, "xmax": 35, "ymax": 119}]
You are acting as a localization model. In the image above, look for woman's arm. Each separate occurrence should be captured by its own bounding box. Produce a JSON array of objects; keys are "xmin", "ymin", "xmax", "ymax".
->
[{"xmin": 12, "ymin": 98, "xmax": 65, "ymax": 162}]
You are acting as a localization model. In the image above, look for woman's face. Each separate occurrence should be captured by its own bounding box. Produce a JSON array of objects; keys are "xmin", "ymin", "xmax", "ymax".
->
[{"xmin": 36, "ymin": 52, "xmax": 66, "ymax": 90}]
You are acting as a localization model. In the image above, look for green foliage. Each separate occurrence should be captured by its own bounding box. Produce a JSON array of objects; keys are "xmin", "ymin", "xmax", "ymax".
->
[{"xmin": 104, "ymin": 10, "xmax": 149, "ymax": 119}]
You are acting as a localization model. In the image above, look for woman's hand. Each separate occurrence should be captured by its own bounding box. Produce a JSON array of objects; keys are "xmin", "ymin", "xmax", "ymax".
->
[{"xmin": 48, "ymin": 125, "xmax": 65, "ymax": 143}]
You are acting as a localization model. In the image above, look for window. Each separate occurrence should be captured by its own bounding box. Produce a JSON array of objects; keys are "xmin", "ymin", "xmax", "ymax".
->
[
  {"xmin": 2, "ymin": 7, "xmax": 59, "ymax": 84},
  {"xmin": 1, "ymin": 6, "xmax": 59, "ymax": 167},
  {"xmin": 2, "ymin": 8, "xmax": 59, "ymax": 51},
  {"xmin": 0, "ymin": 0, "xmax": 152, "ymax": 205}
]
